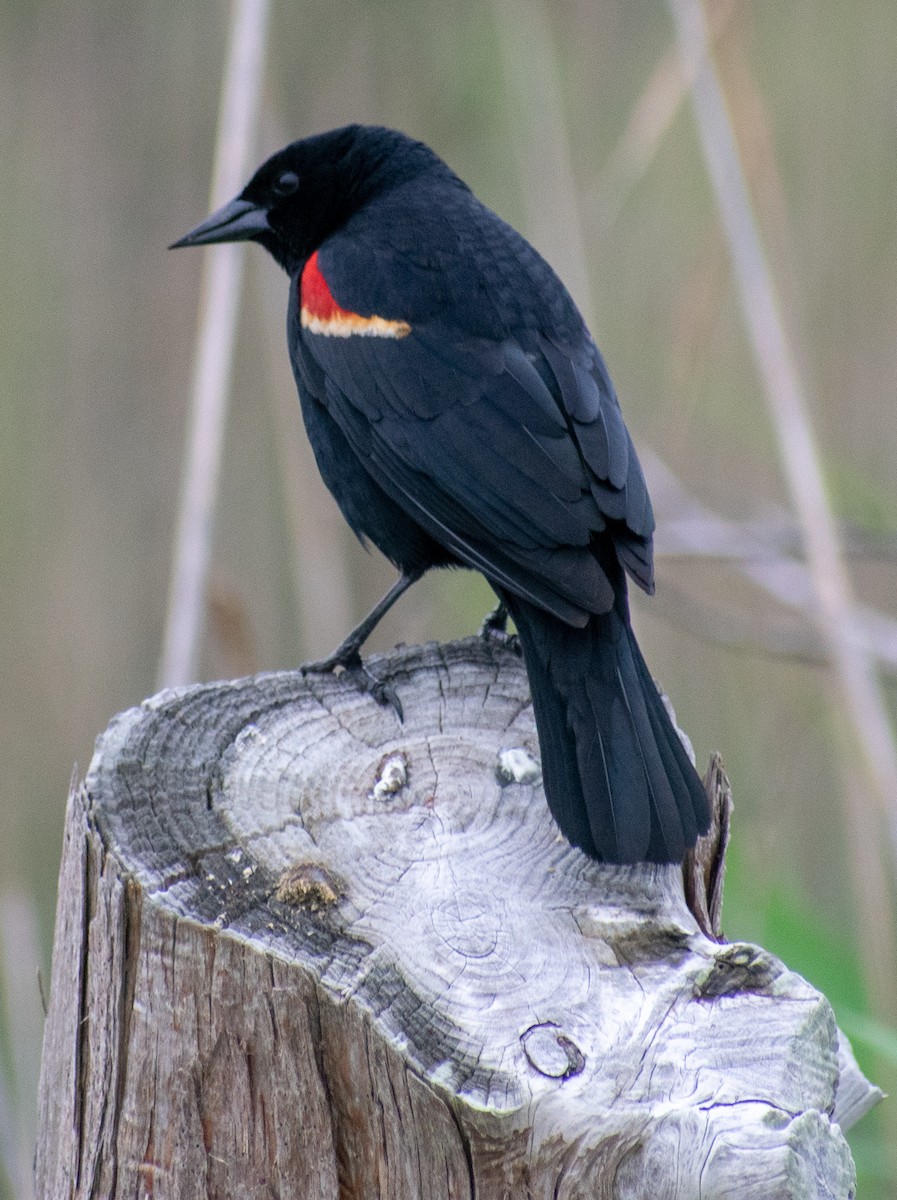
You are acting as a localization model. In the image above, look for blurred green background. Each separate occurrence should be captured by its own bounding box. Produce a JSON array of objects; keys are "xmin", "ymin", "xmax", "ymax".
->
[{"xmin": 3, "ymin": 0, "xmax": 897, "ymax": 1193}]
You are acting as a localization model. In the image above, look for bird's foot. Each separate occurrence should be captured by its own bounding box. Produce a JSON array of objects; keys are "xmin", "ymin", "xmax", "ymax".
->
[
  {"xmin": 301, "ymin": 650, "xmax": 404, "ymax": 721},
  {"xmin": 479, "ymin": 603, "xmax": 521, "ymax": 655}
]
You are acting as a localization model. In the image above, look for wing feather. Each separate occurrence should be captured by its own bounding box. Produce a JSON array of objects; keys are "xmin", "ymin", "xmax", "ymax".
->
[{"xmin": 297, "ymin": 227, "xmax": 655, "ymax": 612}]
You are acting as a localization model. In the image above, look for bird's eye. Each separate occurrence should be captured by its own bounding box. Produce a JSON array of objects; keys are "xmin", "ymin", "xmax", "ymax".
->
[{"xmin": 273, "ymin": 171, "xmax": 299, "ymax": 197}]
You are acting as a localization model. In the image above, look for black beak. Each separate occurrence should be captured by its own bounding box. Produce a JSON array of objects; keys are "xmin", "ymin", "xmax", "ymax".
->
[{"xmin": 169, "ymin": 196, "xmax": 271, "ymax": 249}]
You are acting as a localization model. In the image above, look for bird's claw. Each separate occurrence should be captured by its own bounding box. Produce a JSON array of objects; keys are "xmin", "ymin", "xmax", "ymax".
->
[
  {"xmin": 479, "ymin": 603, "xmax": 521, "ymax": 655},
  {"xmin": 300, "ymin": 651, "xmax": 348, "ymax": 678},
  {"xmin": 343, "ymin": 664, "xmax": 404, "ymax": 721},
  {"xmin": 301, "ymin": 651, "xmax": 403, "ymax": 721}
]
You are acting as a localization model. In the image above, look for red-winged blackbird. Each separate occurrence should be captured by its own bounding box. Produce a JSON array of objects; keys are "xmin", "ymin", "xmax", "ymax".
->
[{"xmin": 173, "ymin": 124, "xmax": 710, "ymax": 863}]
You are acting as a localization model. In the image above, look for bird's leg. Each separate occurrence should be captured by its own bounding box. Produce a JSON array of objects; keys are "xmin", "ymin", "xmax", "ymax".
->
[
  {"xmin": 303, "ymin": 570, "xmax": 423, "ymax": 670},
  {"xmin": 301, "ymin": 569, "xmax": 423, "ymax": 719},
  {"xmin": 479, "ymin": 600, "xmax": 521, "ymax": 654},
  {"xmin": 479, "ymin": 600, "xmax": 508, "ymax": 638}
]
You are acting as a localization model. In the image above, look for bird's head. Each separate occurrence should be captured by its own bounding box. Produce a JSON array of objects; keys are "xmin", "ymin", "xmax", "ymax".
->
[{"xmin": 171, "ymin": 124, "xmax": 455, "ymax": 274}]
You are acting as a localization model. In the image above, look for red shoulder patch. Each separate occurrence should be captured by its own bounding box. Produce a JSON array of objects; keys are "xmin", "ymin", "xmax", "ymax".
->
[
  {"xmin": 300, "ymin": 251, "xmax": 344, "ymax": 322},
  {"xmin": 299, "ymin": 251, "xmax": 411, "ymax": 339}
]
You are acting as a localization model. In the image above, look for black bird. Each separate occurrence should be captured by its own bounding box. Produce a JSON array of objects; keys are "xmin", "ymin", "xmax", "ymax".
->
[{"xmin": 173, "ymin": 124, "xmax": 710, "ymax": 864}]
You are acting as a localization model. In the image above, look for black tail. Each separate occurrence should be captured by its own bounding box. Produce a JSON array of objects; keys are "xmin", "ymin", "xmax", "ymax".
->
[{"xmin": 503, "ymin": 593, "xmax": 710, "ymax": 863}]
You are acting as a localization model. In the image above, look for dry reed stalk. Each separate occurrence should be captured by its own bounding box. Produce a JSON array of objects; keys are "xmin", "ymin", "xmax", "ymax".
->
[
  {"xmin": 159, "ymin": 0, "xmax": 271, "ymax": 688},
  {"xmin": 667, "ymin": 0, "xmax": 897, "ymax": 864}
]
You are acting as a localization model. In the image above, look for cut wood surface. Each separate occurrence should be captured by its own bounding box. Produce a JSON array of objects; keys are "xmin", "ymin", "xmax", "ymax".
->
[{"xmin": 35, "ymin": 638, "xmax": 880, "ymax": 1199}]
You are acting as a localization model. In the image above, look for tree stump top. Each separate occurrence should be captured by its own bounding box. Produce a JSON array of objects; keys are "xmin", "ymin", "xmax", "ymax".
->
[
  {"xmin": 92, "ymin": 637, "xmax": 715, "ymax": 1108},
  {"xmin": 42, "ymin": 637, "xmax": 879, "ymax": 1198}
]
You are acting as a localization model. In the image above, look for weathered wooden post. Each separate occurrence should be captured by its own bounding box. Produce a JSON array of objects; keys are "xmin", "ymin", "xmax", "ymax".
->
[{"xmin": 35, "ymin": 638, "xmax": 879, "ymax": 1198}]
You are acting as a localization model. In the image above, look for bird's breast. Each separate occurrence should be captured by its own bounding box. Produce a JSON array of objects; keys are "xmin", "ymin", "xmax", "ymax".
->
[{"xmin": 300, "ymin": 251, "xmax": 411, "ymax": 340}]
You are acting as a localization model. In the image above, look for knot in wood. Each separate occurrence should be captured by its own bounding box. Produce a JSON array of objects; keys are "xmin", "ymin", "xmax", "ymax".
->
[
  {"xmin": 521, "ymin": 1023, "xmax": 585, "ymax": 1079},
  {"xmin": 496, "ymin": 746, "xmax": 541, "ymax": 785},
  {"xmin": 369, "ymin": 752, "xmax": 408, "ymax": 801},
  {"xmin": 694, "ymin": 943, "xmax": 783, "ymax": 1000},
  {"xmin": 431, "ymin": 892, "xmax": 502, "ymax": 959}
]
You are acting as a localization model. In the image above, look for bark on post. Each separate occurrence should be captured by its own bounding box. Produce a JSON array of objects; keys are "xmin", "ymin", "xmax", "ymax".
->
[{"xmin": 35, "ymin": 638, "xmax": 880, "ymax": 1199}]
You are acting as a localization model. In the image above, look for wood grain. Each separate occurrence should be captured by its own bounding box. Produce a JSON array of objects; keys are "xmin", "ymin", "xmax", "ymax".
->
[{"xmin": 35, "ymin": 638, "xmax": 880, "ymax": 1198}]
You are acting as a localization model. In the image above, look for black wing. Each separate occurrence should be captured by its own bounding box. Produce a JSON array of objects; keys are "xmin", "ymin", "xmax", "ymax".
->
[{"xmin": 292, "ymin": 228, "xmax": 654, "ymax": 625}]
